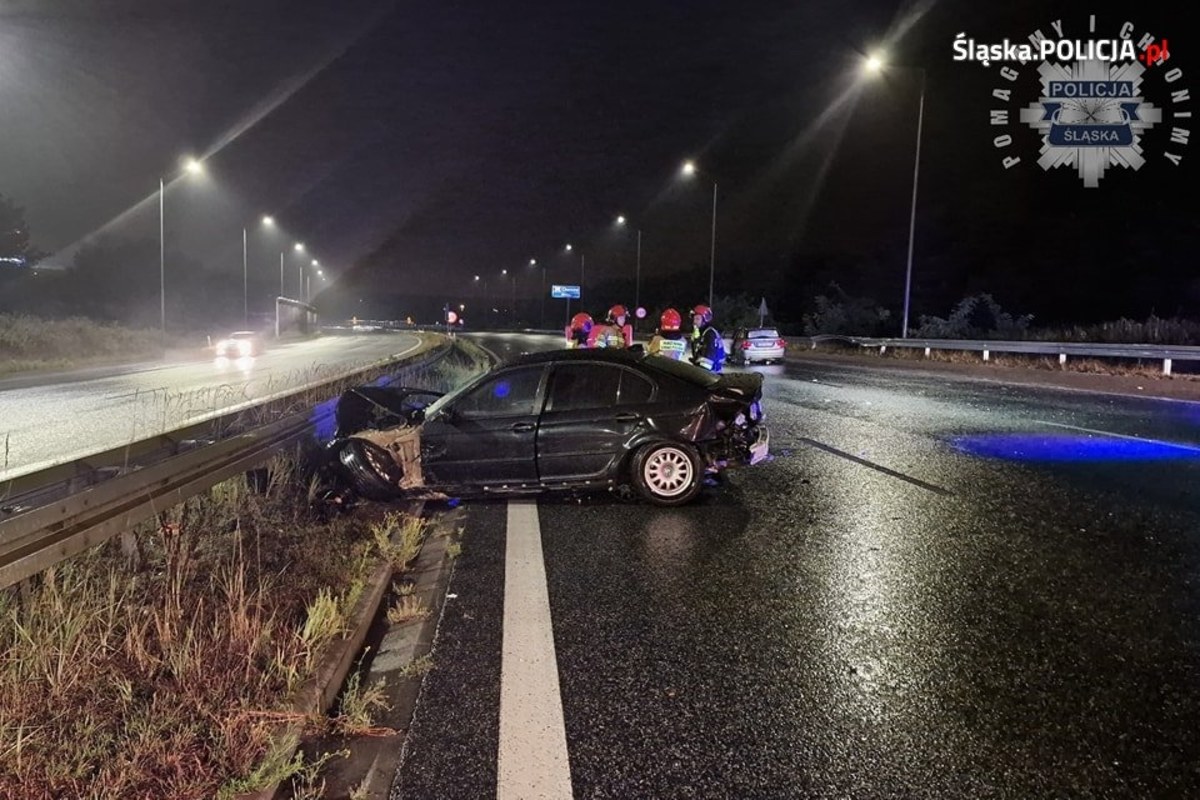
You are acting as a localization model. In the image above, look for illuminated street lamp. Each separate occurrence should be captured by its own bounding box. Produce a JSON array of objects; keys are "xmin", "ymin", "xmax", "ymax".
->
[
  {"xmin": 159, "ymin": 156, "xmax": 205, "ymax": 333},
  {"xmin": 530, "ymin": 258, "xmax": 546, "ymax": 328},
  {"xmin": 680, "ymin": 159, "xmax": 717, "ymax": 309},
  {"xmin": 863, "ymin": 51, "xmax": 926, "ymax": 338},
  {"xmin": 615, "ymin": 214, "xmax": 643, "ymax": 314},
  {"xmin": 474, "ymin": 274, "xmax": 489, "ymax": 318},
  {"xmin": 501, "ymin": 268, "xmax": 517, "ymax": 325},
  {"xmin": 241, "ymin": 214, "xmax": 276, "ymax": 324},
  {"xmin": 564, "ymin": 243, "xmax": 584, "ymax": 293},
  {"xmin": 293, "ymin": 243, "xmax": 307, "ymax": 298}
]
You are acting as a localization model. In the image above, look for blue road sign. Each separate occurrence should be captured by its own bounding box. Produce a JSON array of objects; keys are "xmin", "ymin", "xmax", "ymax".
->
[{"xmin": 551, "ymin": 284, "xmax": 581, "ymax": 299}]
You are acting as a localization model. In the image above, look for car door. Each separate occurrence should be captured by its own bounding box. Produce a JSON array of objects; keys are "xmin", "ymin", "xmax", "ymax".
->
[
  {"xmin": 536, "ymin": 363, "xmax": 656, "ymax": 482},
  {"xmin": 419, "ymin": 365, "xmax": 546, "ymax": 486}
]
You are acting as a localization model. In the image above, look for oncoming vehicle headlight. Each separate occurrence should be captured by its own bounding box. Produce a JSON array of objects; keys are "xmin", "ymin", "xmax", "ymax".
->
[
  {"xmin": 237, "ymin": 340, "xmax": 252, "ymax": 356},
  {"xmin": 217, "ymin": 339, "xmax": 232, "ymax": 351}
]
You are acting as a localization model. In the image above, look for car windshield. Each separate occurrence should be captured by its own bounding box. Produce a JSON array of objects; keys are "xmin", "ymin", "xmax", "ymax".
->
[
  {"xmin": 422, "ymin": 384, "xmax": 468, "ymax": 420},
  {"xmin": 749, "ymin": 329, "xmax": 779, "ymax": 338},
  {"xmin": 640, "ymin": 353, "xmax": 720, "ymax": 388}
]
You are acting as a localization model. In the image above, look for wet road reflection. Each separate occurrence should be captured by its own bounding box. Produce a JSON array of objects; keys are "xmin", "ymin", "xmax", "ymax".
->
[{"xmin": 400, "ymin": 340, "xmax": 1200, "ymax": 797}]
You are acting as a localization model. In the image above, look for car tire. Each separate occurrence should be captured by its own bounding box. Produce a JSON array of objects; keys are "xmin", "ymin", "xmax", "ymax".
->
[
  {"xmin": 630, "ymin": 441, "xmax": 703, "ymax": 506},
  {"xmin": 337, "ymin": 439, "xmax": 405, "ymax": 501}
]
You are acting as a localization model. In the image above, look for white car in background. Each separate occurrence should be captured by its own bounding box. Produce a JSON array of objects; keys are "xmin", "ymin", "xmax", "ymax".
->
[
  {"xmin": 215, "ymin": 330, "xmax": 264, "ymax": 358},
  {"xmin": 729, "ymin": 327, "xmax": 787, "ymax": 365}
]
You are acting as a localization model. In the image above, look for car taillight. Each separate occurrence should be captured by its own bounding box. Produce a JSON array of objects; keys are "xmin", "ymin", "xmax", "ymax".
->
[
  {"xmin": 741, "ymin": 340, "xmax": 752, "ymax": 349},
  {"xmin": 777, "ymin": 338, "xmax": 786, "ymax": 347}
]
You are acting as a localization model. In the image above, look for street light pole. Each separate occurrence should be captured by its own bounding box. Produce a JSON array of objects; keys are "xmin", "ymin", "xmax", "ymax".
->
[
  {"xmin": 901, "ymin": 70, "xmax": 926, "ymax": 339},
  {"xmin": 157, "ymin": 158, "xmax": 203, "ymax": 334},
  {"xmin": 681, "ymin": 161, "xmax": 718, "ymax": 310},
  {"xmin": 708, "ymin": 182, "xmax": 717, "ymax": 309},
  {"xmin": 635, "ymin": 228, "xmax": 642, "ymax": 312},
  {"xmin": 279, "ymin": 252, "xmax": 284, "ymax": 297},
  {"xmin": 242, "ymin": 227, "xmax": 248, "ymax": 325},
  {"xmin": 159, "ymin": 178, "xmax": 165, "ymax": 334}
]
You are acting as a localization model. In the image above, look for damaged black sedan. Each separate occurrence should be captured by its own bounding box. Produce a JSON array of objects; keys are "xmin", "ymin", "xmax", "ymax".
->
[{"xmin": 326, "ymin": 348, "xmax": 768, "ymax": 506}]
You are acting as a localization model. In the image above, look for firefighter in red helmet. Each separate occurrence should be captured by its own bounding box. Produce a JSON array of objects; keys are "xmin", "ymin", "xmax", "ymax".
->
[
  {"xmin": 587, "ymin": 304, "xmax": 632, "ymax": 348},
  {"xmin": 565, "ymin": 312, "xmax": 594, "ymax": 348},
  {"xmin": 647, "ymin": 307, "xmax": 689, "ymax": 360},
  {"xmin": 690, "ymin": 303, "xmax": 725, "ymax": 372}
]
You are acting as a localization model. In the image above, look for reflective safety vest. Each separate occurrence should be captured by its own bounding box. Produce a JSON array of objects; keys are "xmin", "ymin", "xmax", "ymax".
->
[
  {"xmin": 588, "ymin": 324, "xmax": 627, "ymax": 348},
  {"xmin": 649, "ymin": 335, "xmax": 688, "ymax": 360}
]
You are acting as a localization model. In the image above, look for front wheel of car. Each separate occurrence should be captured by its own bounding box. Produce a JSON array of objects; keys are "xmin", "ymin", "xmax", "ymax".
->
[
  {"xmin": 631, "ymin": 441, "xmax": 703, "ymax": 506},
  {"xmin": 337, "ymin": 439, "xmax": 405, "ymax": 501}
]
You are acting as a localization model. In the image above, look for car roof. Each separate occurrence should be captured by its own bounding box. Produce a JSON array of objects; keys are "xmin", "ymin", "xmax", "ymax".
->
[
  {"xmin": 229, "ymin": 331, "xmax": 258, "ymax": 336},
  {"xmin": 508, "ymin": 348, "xmax": 648, "ymax": 367}
]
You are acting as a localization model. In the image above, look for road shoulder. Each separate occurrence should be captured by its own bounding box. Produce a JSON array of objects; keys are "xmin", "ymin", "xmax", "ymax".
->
[{"xmin": 788, "ymin": 348, "xmax": 1200, "ymax": 403}]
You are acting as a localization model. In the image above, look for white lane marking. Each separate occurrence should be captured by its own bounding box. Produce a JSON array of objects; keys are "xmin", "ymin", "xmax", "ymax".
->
[
  {"xmin": 498, "ymin": 500, "xmax": 573, "ymax": 800},
  {"xmin": 1034, "ymin": 420, "xmax": 1200, "ymax": 452}
]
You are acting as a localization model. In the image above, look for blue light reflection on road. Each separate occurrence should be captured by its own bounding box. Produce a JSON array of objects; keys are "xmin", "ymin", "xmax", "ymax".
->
[{"xmin": 950, "ymin": 433, "xmax": 1200, "ymax": 462}]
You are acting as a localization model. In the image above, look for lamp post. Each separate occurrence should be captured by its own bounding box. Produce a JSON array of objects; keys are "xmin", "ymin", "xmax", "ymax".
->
[
  {"xmin": 501, "ymin": 268, "xmax": 516, "ymax": 326},
  {"xmin": 294, "ymin": 242, "xmax": 305, "ymax": 300},
  {"xmin": 864, "ymin": 53, "xmax": 926, "ymax": 338},
  {"xmin": 615, "ymin": 214, "xmax": 642, "ymax": 313},
  {"xmin": 565, "ymin": 243, "xmax": 584, "ymax": 298},
  {"xmin": 474, "ymin": 275, "xmax": 489, "ymax": 324},
  {"xmin": 158, "ymin": 157, "xmax": 204, "ymax": 334},
  {"xmin": 530, "ymin": 258, "xmax": 545, "ymax": 328},
  {"xmin": 681, "ymin": 160, "xmax": 717, "ymax": 309}
]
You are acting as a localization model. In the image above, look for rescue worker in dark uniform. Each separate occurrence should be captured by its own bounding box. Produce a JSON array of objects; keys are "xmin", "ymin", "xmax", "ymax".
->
[
  {"xmin": 690, "ymin": 304, "xmax": 725, "ymax": 372},
  {"xmin": 566, "ymin": 312, "xmax": 594, "ymax": 348},
  {"xmin": 647, "ymin": 308, "xmax": 689, "ymax": 360}
]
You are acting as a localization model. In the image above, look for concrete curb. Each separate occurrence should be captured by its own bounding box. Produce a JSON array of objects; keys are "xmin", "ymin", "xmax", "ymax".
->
[
  {"xmin": 234, "ymin": 502, "xmax": 427, "ymax": 800},
  {"xmin": 312, "ymin": 512, "xmax": 460, "ymax": 799}
]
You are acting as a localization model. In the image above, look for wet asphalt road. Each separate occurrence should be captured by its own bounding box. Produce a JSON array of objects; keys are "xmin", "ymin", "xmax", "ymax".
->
[
  {"xmin": 0, "ymin": 331, "xmax": 422, "ymax": 481},
  {"xmin": 395, "ymin": 334, "xmax": 1200, "ymax": 798}
]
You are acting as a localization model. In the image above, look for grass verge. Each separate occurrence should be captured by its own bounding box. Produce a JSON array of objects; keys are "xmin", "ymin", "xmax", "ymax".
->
[
  {"xmin": 0, "ymin": 454, "xmax": 410, "ymax": 799},
  {"xmin": 0, "ymin": 314, "xmax": 176, "ymax": 376}
]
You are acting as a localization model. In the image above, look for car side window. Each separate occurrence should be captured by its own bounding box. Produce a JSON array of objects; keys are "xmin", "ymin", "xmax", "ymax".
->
[
  {"xmin": 454, "ymin": 367, "xmax": 544, "ymax": 418},
  {"xmin": 618, "ymin": 369, "xmax": 654, "ymax": 405},
  {"xmin": 545, "ymin": 364, "xmax": 621, "ymax": 412}
]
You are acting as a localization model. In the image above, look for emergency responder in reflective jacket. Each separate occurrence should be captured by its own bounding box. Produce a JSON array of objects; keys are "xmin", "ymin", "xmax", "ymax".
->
[
  {"xmin": 647, "ymin": 308, "xmax": 689, "ymax": 360},
  {"xmin": 690, "ymin": 304, "xmax": 724, "ymax": 372},
  {"xmin": 566, "ymin": 312, "xmax": 594, "ymax": 348},
  {"xmin": 587, "ymin": 304, "xmax": 632, "ymax": 348}
]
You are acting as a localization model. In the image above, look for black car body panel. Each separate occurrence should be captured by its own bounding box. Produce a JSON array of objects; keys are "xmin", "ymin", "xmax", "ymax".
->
[{"xmin": 325, "ymin": 349, "xmax": 768, "ymax": 504}]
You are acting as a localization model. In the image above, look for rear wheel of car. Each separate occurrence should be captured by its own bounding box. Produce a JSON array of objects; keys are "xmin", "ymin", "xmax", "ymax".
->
[{"xmin": 631, "ymin": 441, "xmax": 703, "ymax": 506}]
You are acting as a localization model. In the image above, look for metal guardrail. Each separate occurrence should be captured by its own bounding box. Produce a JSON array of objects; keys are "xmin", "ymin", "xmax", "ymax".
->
[
  {"xmin": 0, "ymin": 338, "xmax": 456, "ymax": 589},
  {"xmin": 808, "ymin": 335, "xmax": 1200, "ymax": 376}
]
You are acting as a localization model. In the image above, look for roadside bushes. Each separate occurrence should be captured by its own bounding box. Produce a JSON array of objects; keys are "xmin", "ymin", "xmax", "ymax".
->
[
  {"xmin": 1030, "ymin": 315, "xmax": 1200, "ymax": 345},
  {"xmin": 801, "ymin": 283, "xmax": 891, "ymax": 336},
  {"xmin": 0, "ymin": 313, "xmax": 162, "ymax": 366},
  {"xmin": 914, "ymin": 294, "xmax": 1033, "ymax": 339}
]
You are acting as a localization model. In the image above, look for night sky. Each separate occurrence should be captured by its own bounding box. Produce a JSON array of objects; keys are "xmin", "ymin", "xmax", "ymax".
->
[{"xmin": 0, "ymin": 0, "xmax": 1195, "ymax": 325}]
